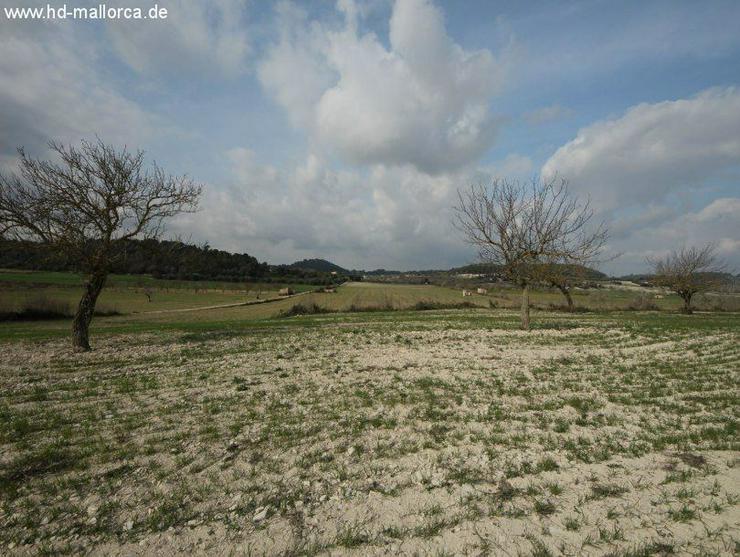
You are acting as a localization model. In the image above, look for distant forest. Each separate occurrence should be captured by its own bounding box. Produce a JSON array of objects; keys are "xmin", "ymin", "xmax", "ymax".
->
[{"xmin": 0, "ymin": 239, "xmax": 345, "ymax": 285}]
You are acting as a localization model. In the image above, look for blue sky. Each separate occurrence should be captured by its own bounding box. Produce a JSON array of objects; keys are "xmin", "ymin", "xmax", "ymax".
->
[{"xmin": 1, "ymin": 0, "xmax": 739, "ymax": 273}]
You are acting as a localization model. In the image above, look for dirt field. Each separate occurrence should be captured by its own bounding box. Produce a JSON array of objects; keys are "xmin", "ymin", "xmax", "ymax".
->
[{"xmin": 1, "ymin": 304, "xmax": 738, "ymax": 556}]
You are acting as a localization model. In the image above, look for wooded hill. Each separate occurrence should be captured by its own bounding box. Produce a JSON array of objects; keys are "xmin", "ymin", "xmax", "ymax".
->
[{"xmin": 0, "ymin": 239, "xmax": 343, "ymax": 285}]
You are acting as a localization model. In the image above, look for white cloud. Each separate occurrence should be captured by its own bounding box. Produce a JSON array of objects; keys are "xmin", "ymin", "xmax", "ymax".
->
[
  {"xmin": 0, "ymin": 20, "xmax": 153, "ymax": 170},
  {"xmin": 542, "ymin": 88, "xmax": 740, "ymax": 273},
  {"xmin": 106, "ymin": 0, "xmax": 250, "ymax": 77},
  {"xmin": 542, "ymin": 87, "xmax": 740, "ymax": 212},
  {"xmin": 259, "ymin": 0, "xmax": 506, "ymax": 174},
  {"xmin": 257, "ymin": 2, "xmax": 335, "ymax": 128},
  {"xmin": 603, "ymin": 198, "xmax": 740, "ymax": 274},
  {"xmin": 173, "ymin": 146, "xmax": 496, "ymax": 269}
]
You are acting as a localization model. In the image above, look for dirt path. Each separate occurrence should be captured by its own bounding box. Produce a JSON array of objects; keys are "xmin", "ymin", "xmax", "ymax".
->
[{"xmin": 137, "ymin": 289, "xmax": 314, "ymax": 315}]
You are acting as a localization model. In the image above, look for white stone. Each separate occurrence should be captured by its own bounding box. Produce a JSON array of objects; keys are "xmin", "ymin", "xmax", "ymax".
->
[{"xmin": 253, "ymin": 507, "xmax": 268, "ymax": 522}]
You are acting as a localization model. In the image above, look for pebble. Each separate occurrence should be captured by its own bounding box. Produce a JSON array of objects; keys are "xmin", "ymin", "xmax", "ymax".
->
[{"xmin": 252, "ymin": 507, "xmax": 269, "ymax": 522}]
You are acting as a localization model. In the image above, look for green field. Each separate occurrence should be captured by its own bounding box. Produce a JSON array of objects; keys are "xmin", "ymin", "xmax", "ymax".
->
[
  {"xmin": 0, "ymin": 269, "xmax": 320, "ymax": 316},
  {"xmin": 0, "ymin": 275, "xmax": 738, "ymax": 555},
  {"xmin": 1, "ymin": 270, "xmax": 738, "ymax": 343}
]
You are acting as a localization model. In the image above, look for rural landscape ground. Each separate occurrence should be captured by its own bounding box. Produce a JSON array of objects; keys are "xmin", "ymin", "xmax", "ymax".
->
[{"xmin": 0, "ymin": 271, "xmax": 738, "ymax": 556}]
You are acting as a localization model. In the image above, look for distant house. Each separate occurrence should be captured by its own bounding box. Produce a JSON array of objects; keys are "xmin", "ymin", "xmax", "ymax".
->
[
  {"xmin": 462, "ymin": 289, "xmax": 472, "ymax": 297},
  {"xmin": 476, "ymin": 288, "xmax": 487, "ymax": 295},
  {"xmin": 279, "ymin": 287, "xmax": 295, "ymax": 296}
]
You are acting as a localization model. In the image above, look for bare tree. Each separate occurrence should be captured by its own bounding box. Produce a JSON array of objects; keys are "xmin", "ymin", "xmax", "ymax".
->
[
  {"xmin": 647, "ymin": 244, "xmax": 726, "ymax": 314},
  {"xmin": 454, "ymin": 177, "xmax": 608, "ymax": 329},
  {"xmin": 0, "ymin": 140, "xmax": 202, "ymax": 350},
  {"xmin": 539, "ymin": 262, "xmax": 581, "ymax": 311}
]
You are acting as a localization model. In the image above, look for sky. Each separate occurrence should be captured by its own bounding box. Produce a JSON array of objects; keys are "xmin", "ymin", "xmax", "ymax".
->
[{"xmin": 1, "ymin": 0, "xmax": 739, "ymax": 274}]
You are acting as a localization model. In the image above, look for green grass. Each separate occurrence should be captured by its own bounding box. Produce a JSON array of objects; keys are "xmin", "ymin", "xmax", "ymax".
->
[{"xmin": 0, "ymin": 269, "xmax": 319, "ymax": 316}]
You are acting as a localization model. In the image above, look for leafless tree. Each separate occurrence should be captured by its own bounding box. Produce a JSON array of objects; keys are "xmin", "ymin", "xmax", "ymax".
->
[
  {"xmin": 454, "ymin": 177, "xmax": 608, "ymax": 329},
  {"xmin": 539, "ymin": 262, "xmax": 581, "ymax": 311},
  {"xmin": 647, "ymin": 244, "xmax": 727, "ymax": 314},
  {"xmin": 0, "ymin": 140, "xmax": 202, "ymax": 350}
]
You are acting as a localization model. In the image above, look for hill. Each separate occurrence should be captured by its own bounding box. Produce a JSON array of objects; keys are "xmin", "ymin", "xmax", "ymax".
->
[
  {"xmin": 289, "ymin": 258, "xmax": 349, "ymax": 274},
  {"xmin": 0, "ymin": 239, "xmax": 342, "ymax": 285}
]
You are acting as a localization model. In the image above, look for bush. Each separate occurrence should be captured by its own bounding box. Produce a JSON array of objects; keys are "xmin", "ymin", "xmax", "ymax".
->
[
  {"xmin": 0, "ymin": 295, "xmax": 120, "ymax": 321},
  {"xmin": 547, "ymin": 303, "xmax": 591, "ymax": 313},
  {"xmin": 346, "ymin": 302, "xmax": 395, "ymax": 313},
  {"xmin": 0, "ymin": 295, "xmax": 71, "ymax": 321},
  {"xmin": 279, "ymin": 302, "xmax": 334, "ymax": 317},
  {"xmin": 410, "ymin": 300, "xmax": 477, "ymax": 311}
]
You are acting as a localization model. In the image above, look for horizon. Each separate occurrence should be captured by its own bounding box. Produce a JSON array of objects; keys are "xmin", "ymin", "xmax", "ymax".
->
[{"xmin": 2, "ymin": 0, "xmax": 739, "ymax": 274}]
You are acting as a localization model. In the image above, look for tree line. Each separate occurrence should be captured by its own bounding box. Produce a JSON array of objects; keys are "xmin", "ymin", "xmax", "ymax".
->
[{"xmin": 0, "ymin": 237, "xmax": 341, "ymax": 285}]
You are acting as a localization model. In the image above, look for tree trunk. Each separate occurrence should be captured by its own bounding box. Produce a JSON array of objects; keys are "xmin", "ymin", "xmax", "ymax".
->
[
  {"xmin": 682, "ymin": 293, "xmax": 693, "ymax": 315},
  {"xmin": 556, "ymin": 284, "xmax": 574, "ymax": 311},
  {"xmin": 72, "ymin": 272, "xmax": 107, "ymax": 351},
  {"xmin": 521, "ymin": 283, "xmax": 530, "ymax": 330}
]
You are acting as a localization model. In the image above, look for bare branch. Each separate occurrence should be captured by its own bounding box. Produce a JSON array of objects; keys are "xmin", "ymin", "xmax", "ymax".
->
[
  {"xmin": 647, "ymin": 244, "xmax": 727, "ymax": 313},
  {"xmin": 453, "ymin": 176, "xmax": 611, "ymax": 327},
  {"xmin": 0, "ymin": 138, "xmax": 203, "ymax": 350}
]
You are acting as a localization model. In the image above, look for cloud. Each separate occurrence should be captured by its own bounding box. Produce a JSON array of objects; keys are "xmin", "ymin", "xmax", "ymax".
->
[
  {"xmin": 259, "ymin": 0, "xmax": 506, "ymax": 174},
  {"xmin": 603, "ymin": 198, "xmax": 740, "ymax": 274},
  {"xmin": 173, "ymin": 146, "xmax": 502, "ymax": 269},
  {"xmin": 106, "ymin": 0, "xmax": 250, "ymax": 77},
  {"xmin": 257, "ymin": 2, "xmax": 335, "ymax": 128},
  {"xmin": 542, "ymin": 87, "xmax": 740, "ymax": 212},
  {"xmin": 0, "ymin": 19, "xmax": 153, "ymax": 171}
]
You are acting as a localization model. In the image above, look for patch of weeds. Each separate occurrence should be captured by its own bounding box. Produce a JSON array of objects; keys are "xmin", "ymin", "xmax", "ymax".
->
[
  {"xmin": 505, "ymin": 460, "xmax": 534, "ymax": 478},
  {"xmin": 553, "ymin": 419, "xmax": 570, "ymax": 433},
  {"xmin": 604, "ymin": 541, "xmax": 675, "ymax": 556},
  {"xmin": 381, "ymin": 525, "xmax": 405, "ymax": 539},
  {"xmin": 533, "ymin": 499, "xmax": 557, "ymax": 516},
  {"xmin": 564, "ymin": 516, "xmax": 580, "ymax": 531},
  {"xmin": 668, "ymin": 504, "xmax": 696, "ymax": 523},
  {"xmin": 674, "ymin": 452, "xmax": 706, "ymax": 469},
  {"xmin": 414, "ymin": 517, "xmax": 451, "ymax": 539},
  {"xmin": 525, "ymin": 534, "xmax": 554, "ymax": 557},
  {"xmin": 662, "ymin": 469, "xmax": 696, "ymax": 484},
  {"xmin": 545, "ymin": 482, "xmax": 563, "ymax": 495},
  {"xmin": 492, "ymin": 479, "xmax": 518, "ymax": 503},
  {"xmin": 336, "ymin": 522, "xmax": 372, "ymax": 547},
  {"xmin": 590, "ymin": 483, "xmax": 629, "ymax": 500},
  {"xmin": 422, "ymin": 503, "xmax": 444, "ymax": 517},
  {"xmin": 535, "ymin": 457, "xmax": 559, "ymax": 473},
  {"xmin": 0, "ymin": 443, "xmax": 79, "ymax": 492},
  {"xmin": 145, "ymin": 497, "xmax": 191, "ymax": 531},
  {"xmin": 598, "ymin": 523, "xmax": 625, "ymax": 542}
]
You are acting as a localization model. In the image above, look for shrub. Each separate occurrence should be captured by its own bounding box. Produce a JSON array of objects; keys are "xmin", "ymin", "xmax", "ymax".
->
[
  {"xmin": 547, "ymin": 303, "xmax": 591, "ymax": 313},
  {"xmin": 279, "ymin": 302, "xmax": 334, "ymax": 317},
  {"xmin": 346, "ymin": 302, "xmax": 394, "ymax": 313},
  {"xmin": 0, "ymin": 295, "xmax": 71, "ymax": 321},
  {"xmin": 410, "ymin": 300, "xmax": 476, "ymax": 311}
]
